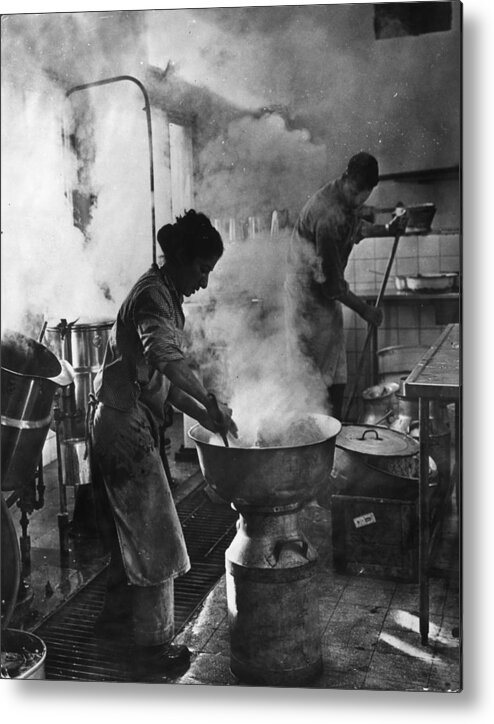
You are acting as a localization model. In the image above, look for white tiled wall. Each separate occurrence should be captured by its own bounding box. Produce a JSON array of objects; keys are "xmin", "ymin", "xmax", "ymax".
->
[{"xmin": 344, "ymin": 232, "xmax": 461, "ymax": 399}]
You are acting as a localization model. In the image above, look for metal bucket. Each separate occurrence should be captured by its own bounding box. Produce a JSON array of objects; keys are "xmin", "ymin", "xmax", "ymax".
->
[
  {"xmin": 45, "ymin": 319, "xmax": 112, "ymax": 435},
  {"xmin": 0, "ymin": 501, "xmax": 48, "ymax": 676},
  {"xmin": 1, "ymin": 332, "xmax": 74, "ymax": 491},
  {"xmin": 1, "ymin": 629, "xmax": 47, "ymax": 679}
]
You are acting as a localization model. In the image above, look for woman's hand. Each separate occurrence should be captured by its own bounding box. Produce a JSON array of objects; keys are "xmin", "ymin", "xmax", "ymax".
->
[
  {"xmin": 204, "ymin": 394, "xmax": 238, "ymax": 440},
  {"xmin": 167, "ymin": 385, "xmax": 238, "ymax": 439}
]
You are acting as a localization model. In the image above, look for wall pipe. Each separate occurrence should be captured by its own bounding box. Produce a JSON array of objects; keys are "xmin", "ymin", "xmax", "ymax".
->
[{"xmin": 65, "ymin": 75, "xmax": 157, "ymax": 265}]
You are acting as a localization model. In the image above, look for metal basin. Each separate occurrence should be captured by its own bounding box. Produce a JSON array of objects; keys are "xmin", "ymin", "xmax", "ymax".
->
[{"xmin": 189, "ymin": 414, "xmax": 341, "ymax": 511}]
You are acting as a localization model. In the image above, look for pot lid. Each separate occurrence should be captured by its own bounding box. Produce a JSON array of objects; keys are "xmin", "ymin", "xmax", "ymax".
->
[{"xmin": 336, "ymin": 424, "xmax": 419, "ymax": 457}]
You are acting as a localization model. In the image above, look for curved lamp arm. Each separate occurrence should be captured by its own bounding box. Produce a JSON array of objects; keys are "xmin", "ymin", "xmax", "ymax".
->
[{"xmin": 65, "ymin": 75, "xmax": 157, "ymax": 265}]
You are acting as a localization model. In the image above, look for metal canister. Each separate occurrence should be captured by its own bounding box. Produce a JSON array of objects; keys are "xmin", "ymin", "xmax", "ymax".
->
[
  {"xmin": 360, "ymin": 382, "xmax": 399, "ymax": 426},
  {"xmin": 45, "ymin": 319, "xmax": 113, "ymax": 437},
  {"xmin": 60, "ymin": 437, "xmax": 92, "ymax": 487}
]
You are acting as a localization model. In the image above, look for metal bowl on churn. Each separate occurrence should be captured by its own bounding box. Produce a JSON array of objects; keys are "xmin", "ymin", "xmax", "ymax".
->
[{"xmin": 189, "ymin": 413, "xmax": 341, "ymax": 511}]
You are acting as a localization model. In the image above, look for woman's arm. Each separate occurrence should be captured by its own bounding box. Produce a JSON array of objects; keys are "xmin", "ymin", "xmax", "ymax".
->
[
  {"xmin": 167, "ymin": 383, "xmax": 238, "ymax": 436},
  {"xmin": 135, "ymin": 287, "xmax": 236, "ymax": 435},
  {"xmin": 162, "ymin": 358, "xmax": 211, "ymax": 410}
]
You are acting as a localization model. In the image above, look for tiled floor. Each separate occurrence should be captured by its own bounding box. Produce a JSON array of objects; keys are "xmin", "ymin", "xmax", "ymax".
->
[
  {"xmin": 173, "ymin": 496, "xmax": 461, "ymax": 692},
  {"xmin": 4, "ymin": 414, "xmax": 461, "ymax": 691},
  {"xmin": 6, "ymin": 416, "xmax": 200, "ymax": 631}
]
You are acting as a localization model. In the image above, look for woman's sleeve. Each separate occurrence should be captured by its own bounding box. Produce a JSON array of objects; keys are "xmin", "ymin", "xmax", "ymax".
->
[{"xmin": 134, "ymin": 287, "xmax": 185, "ymax": 371}]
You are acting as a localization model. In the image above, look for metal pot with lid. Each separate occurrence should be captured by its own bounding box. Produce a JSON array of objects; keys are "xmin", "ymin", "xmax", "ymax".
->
[
  {"xmin": 336, "ymin": 424, "xmax": 419, "ymax": 457},
  {"xmin": 324, "ymin": 424, "xmax": 436, "ymax": 504}
]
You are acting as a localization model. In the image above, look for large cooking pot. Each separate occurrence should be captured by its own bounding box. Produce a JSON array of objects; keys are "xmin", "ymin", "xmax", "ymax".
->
[
  {"xmin": 44, "ymin": 319, "xmax": 113, "ymax": 436},
  {"xmin": 325, "ymin": 424, "xmax": 436, "ymax": 502},
  {"xmin": 189, "ymin": 414, "xmax": 341, "ymax": 511},
  {"xmin": 1, "ymin": 331, "xmax": 74, "ymax": 491},
  {"xmin": 377, "ymin": 345, "xmax": 429, "ymax": 388}
]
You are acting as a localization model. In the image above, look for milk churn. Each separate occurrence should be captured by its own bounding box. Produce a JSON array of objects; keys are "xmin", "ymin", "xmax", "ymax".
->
[
  {"xmin": 226, "ymin": 505, "xmax": 322, "ymax": 686},
  {"xmin": 189, "ymin": 413, "xmax": 341, "ymax": 686}
]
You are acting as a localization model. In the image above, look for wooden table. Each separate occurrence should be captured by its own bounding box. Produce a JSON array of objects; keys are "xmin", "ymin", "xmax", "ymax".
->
[{"xmin": 403, "ymin": 323, "xmax": 461, "ymax": 644}]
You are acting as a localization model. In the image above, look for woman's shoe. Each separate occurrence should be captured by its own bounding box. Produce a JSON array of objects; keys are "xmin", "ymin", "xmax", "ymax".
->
[{"xmin": 133, "ymin": 643, "xmax": 191, "ymax": 680}]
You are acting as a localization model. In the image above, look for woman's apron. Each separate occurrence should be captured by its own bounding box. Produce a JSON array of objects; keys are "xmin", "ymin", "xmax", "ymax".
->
[{"xmin": 90, "ymin": 397, "xmax": 190, "ymax": 587}]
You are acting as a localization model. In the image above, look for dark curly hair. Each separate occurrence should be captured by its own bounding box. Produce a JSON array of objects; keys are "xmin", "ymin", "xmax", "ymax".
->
[
  {"xmin": 157, "ymin": 210, "xmax": 223, "ymax": 265},
  {"xmin": 344, "ymin": 152, "xmax": 379, "ymax": 191}
]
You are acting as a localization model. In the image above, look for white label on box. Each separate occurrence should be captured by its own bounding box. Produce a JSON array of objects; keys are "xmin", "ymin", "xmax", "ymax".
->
[{"xmin": 353, "ymin": 512, "xmax": 377, "ymax": 529}]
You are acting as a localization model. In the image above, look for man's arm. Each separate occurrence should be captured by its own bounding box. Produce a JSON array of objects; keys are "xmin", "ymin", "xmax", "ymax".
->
[
  {"xmin": 360, "ymin": 209, "xmax": 408, "ymax": 239},
  {"xmin": 336, "ymin": 288, "xmax": 383, "ymax": 327},
  {"xmin": 314, "ymin": 218, "xmax": 383, "ymax": 327}
]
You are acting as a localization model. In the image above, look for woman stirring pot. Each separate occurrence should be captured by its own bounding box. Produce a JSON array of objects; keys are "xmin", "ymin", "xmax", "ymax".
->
[{"xmin": 90, "ymin": 210, "xmax": 237, "ymax": 681}]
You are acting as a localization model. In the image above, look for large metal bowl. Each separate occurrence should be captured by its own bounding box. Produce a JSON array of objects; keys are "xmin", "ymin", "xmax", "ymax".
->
[{"xmin": 189, "ymin": 414, "xmax": 341, "ymax": 511}]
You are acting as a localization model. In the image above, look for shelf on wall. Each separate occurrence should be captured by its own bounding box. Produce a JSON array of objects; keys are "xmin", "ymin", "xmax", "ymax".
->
[{"xmin": 378, "ymin": 166, "xmax": 460, "ymax": 184}]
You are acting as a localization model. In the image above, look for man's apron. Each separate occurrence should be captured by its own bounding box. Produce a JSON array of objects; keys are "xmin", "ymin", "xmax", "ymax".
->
[{"xmin": 284, "ymin": 273, "xmax": 347, "ymax": 388}]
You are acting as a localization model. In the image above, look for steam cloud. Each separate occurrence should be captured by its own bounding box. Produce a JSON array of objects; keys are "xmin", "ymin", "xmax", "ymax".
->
[
  {"xmin": 2, "ymin": 6, "xmax": 458, "ymax": 434},
  {"xmin": 1, "ymin": 8, "xmax": 333, "ymax": 432}
]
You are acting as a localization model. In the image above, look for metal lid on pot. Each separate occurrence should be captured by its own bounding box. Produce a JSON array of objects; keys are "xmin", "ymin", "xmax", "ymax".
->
[{"xmin": 336, "ymin": 424, "xmax": 419, "ymax": 457}]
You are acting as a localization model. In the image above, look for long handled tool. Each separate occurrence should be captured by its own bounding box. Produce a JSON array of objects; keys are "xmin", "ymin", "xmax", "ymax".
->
[
  {"xmin": 207, "ymin": 393, "xmax": 230, "ymax": 447},
  {"xmin": 342, "ymin": 222, "xmax": 405, "ymax": 421}
]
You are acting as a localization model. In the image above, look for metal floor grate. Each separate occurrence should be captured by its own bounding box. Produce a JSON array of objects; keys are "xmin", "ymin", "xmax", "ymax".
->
[{"xmin": 34, "ymin": 485, "xmax": 237, "ymax": 681}]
